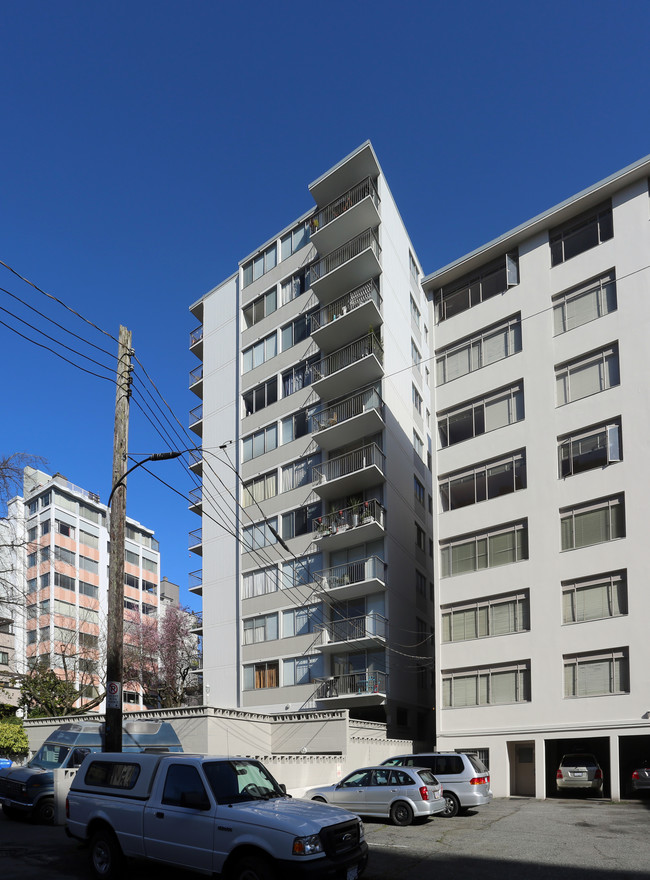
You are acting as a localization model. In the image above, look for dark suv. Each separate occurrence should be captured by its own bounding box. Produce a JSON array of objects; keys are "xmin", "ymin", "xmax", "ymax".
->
[{"xmin": 382, "ymin": 752, "xmax": 492, "ymax": 817}]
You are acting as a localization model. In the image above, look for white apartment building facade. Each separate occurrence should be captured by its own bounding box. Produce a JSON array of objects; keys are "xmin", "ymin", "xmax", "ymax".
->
[
  {"xmin": 422, "ymin": 157, "xmax": 650, "ymax": 799},
  {"xmin": 3, "ymin": 467, "xmax": 162, "ymax": 712},
  {"xmin": 190, "ymin": 143, "xmax": 436, "ymax": 744}
]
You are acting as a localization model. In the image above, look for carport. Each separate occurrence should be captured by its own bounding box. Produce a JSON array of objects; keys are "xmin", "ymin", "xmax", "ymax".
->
[
  {"xmin": 618, "ymin": 734, "xmax": 650, "ymax": 797},
  {"xmin": 544, "ymin": 736, "xmax": 610, "ymax": 798}
]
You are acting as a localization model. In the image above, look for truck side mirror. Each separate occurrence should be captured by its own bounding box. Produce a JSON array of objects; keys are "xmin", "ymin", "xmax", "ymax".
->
[{"xmin": 70, "ymin": 749, "xmax": 91, "ymax": 768}]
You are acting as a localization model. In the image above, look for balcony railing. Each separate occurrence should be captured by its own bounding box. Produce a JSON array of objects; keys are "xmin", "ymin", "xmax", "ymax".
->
[
  {"xmin": 188, "ymin": 449, "xmax": 202, "ymax": 469},
  {"xmin": 321, "ymin": 612, "xmax": 387, "ymax": 644},
  {"xmin": 190, "ymin": 325, "xmax": 203, "ymax": 347},
  {"xmin": 189, "ymin": 487, "xmax": 202, "ymax": 508},
  {"xmin": 314, "ymin": 556, "xmax": 386, "ymax": 591},
  {"xmin": 310, "ymin": 177, "xmax": 379, "ymax": 234},
  {"xmin": 312, "ymin": 387, "xmax": 384, "ymax": 432},
  {"xmin": 312, "ymin": 443, "xmax": 385, "ymax": 486},
  {"xmin": 189, "ymin": 404, "xmax": 203, "ymax": 426},
  {"xmin": 313, "ymin": 333, "xmax": 383, "ymax": 382},
  {"xmin": 189, "ymin": 527, "xmax": 202, "ymax": 548},
  {"xmin": 310, "ymin": 279, "xmax": 381, "ymax": 333},
  {"xmin": 310, "ymin": 228, "xmax": 381, "ymax": 284},
  {"xmin": 315, "ymin": 670, "xmax": 388, "ymax": 699},
  {"xmin": 189, "ymin": 569, "xmax": 202, "ymax": 590},
  {"xmin": 189, "ymin": 365, "xmax": 203, "ymax": 385},
  {"xmin": 313, "ymin": 498, "xmax": 385, "ymax": 536}
]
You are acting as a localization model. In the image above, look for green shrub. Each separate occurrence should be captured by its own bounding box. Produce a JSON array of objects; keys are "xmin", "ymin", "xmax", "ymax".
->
[{"xmin": 0, "ymin": 720, "xmax": 29, "ymax": 758}]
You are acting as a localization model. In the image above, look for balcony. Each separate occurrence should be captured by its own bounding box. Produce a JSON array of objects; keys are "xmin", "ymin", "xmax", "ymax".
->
[
  {"xmin": 310, "ymin": 279, "xmax": 382, "ymax": 353},
  {"xmin": 189, "ymin": 527, "xmax": 202, "ymax": 556},
  {"xmin": 318, "ymin": 613, "xmax": 387, "ymax": 652},
  {"xmin": 314, "ymin": 669, "xmax": 388, "ymax": 708},
  {"xmin": 310, "ymin": 228, "xmax": 381, "ymax": 304},
  {"xmin": 313, "ymin": 498, "xmax": 385, "ymax": 551},
  {"xmin": 313, "ymin": 556, "xmax": 386, "ymax": 601},
  {"xmin": 188, "ymin": 448, "xmax": 202, "ymax": 476},
  {"xmin": 190, "ymin": 611, "xmax": 203, "ymax": 636},
  {"xmin": 312, "ymin": 387, "xmax": 385, "ymax": 451},
  {"xmin": 189, "ymin": 365, "xmax": 203, "ymax": 398},
  {"xmin": 189, "ymin": 486, "xmax": 202, "ymax": 515},
  {"xmin": 189, "ymin": 404, "xmax": 203, "ymax": 437},
  {"xmin": 309, "ymin": 142, "xmax": 381, "ymax": 210},
  {"xmin": 310, "ymin": 177, "xmax": 380, "ymax": 255},
  {"xmin": 312, "ymin": 443, "xmax": 385, "ymax": 501},
  {"xmin": 312, "ymin": 333, "xmax": 383, "ymax": 401},
  {"xmin": 189, "ymin": 325, "xmax": 203, "ymax": 359},
  {"xmin": 189, "ymin": 569, "xmax": 202, "ymax": 596}
]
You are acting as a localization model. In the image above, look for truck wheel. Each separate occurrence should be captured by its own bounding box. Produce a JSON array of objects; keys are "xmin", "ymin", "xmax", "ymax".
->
[
  {"xmin": 441, "ymin": 792, "xmax": 460, "ymax": 818},
  {"xmin": 90, "ymin": 829, "xmax": 125, "ymax": 879},
  {"xmin": 390, "ymin": 801, "xmax": 414, "ymax": 826},
  {"xmin": 33, "ymin": 798, "xmax": 55, "ymax": 825},
  {"xmin": 231, "ymin": 854, "xmax": 276, "ymax": 880}
]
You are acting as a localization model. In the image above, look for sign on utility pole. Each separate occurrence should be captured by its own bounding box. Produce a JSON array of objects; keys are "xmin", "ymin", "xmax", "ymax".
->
[{"xmin": 105, "ymin": 325, "xmax": 132, "ymax": 753}]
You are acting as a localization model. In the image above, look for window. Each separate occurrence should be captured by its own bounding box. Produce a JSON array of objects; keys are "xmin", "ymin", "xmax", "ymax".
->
[
  {"xmin": 413, "ymin": 430, "xmax": 424, "ymax": 460},
  {"xmin": 438, "ymin": 383, "xmax": 524, "ymax": 448},
  {"xmin": 162, "ymin": 764, "xmax": 209, "ymax": 807},
  {"xmin": 243, "ymin": 377, "xmax": 278, "ymax": 416},
  {"xmin": 27, "ymin": 526, "xmax": 38, "ymax": 541},
  {"xmin": 283, "ymin": 655, "xmax": 323, "ymax": 686},
  {"xmin": 79, "ymin": 529, "xmax": 99, "ymax": 549},
  {"xmin": 409, "ymin": 251, "xmax": 419, "ymax": 282},
  {"xmin": 55, "ymin": 520, "xmax": 73, "ymax": 538},
  {"xmin": 125, "ymin": 549, "xmax": 139, "ymax": 566},
  {"xmin": 281, "ymin": 454, "xmax": 320, "ymax": 493},
  {"xmin": 562, "ymin": 571, "xmax": 627, "ymax": 624},
  {"xmin": 243, "ymin": 660, "xmax": 279, "ymax": 690},
  {"xmin": 53, "ymin": 625, "xmax": 74, "ymax": 643},
  {"xmin": 27, "ymin": 630, "xmax": 37, "ymax": 644},
  {"xmin": 411, "ymin": 340, "xmax": 421, "ymax": 374},
  {"xmin": 563, "ymin": 648, "xmax": 628, "ymax": 697},
  {"xmin": 435, "ymin": 251, "xmax": 519, "ymax": 321},
  {"xmin": 243, "ymin": 423, "xmax": 278, "ymax": 462},
  {"xmin": 439, "ymin": 451, "xmax": 526, "ymax": 511},
  {"xmin": 54, "ymin": 573, "xmax": 76, "ymax": 591},
  {"xmin": 41, "ymin": 492, "xmax": 51, "ymax": 507},
  {"xmin": 142, "ymin": 579, "xmax": 156, "ymax": 594},
  {"xmin": 440, "ymin": 521, "xmax": 528, "ymax": 578},
  {"xmin": 80, "ymin": 632, "xmax": 99, "ymax": 648},
  {"xmin": 560, "ymin": 495, "xmax": 625, "ymax": 551},
  {"xmin": 28, "ymin": 499, "xmax": 38, "ymax": 515},
  {"xmin": 79, "ymin": 581, "xmax": 98, "ymax": 599},
  {"xmin": 125, "ymin": 573, "xmax": 140, "ymax": 589},
  {"xmin": 243, "ymin": 613, "xmax": 278, "ymax": 644},
  {"xmin": 282, "ymin": 605, "xmax": 323, "ymax": 637},
  {"xmin": 415, "ymin": 570, "xmax": 426, "ymax": 596},
  {"xmin": 559, "ymin": 421, "xmax": 621, "ymax": 477},
  {"xmin": 442, "ymin": 592, "xmax": 530, "ymax": 642},
  {"xmin": 125, "ymin": 598, "xmax": 139, "ymax": 614},
  {"xmin": 280, "ymin": 555, "xmax": 320, "ymax": 590},
  {"xmin": 281, "ymin": 408, "xmax": 313, "ymax": 444},
  {"xmin": 27, "ymin": 551, "xmax": 38, "ymax": 568},
  {"xmin": 54, "ymin": 598, "xmax": 75, "ymax": 618},
  {"xmin": 415, "ymin": 522, "xmax": 426, "ymax": 551},
  {"xmin": 243, "ymin": 566, "xmax": 279, "ymax": 598},
  {"xmin": 410, "ymin": 294, "xmax": 421, "ymax": 328},
  {"xmin": 242, "ymin": 471, "xmax": 278, "ymax": 507},
  {"xmin": 141, "ymin": 556, "xmax": 157, "ymax": 574},
  {"xmin": 242, "ymin": 331, "xmax": 277, "ymax": 373},
  {"xmin": 40, "ymin": 547, "xmax": 50, "ymax": 563},
  {"xmin": 443, "ymin": 662, "xmax": 530, "ymax": 707},
  {"xmin": 123, "ymin": 691, "xmax": 140, "ymax": 705},
  {"xmin": 282, "ymin": 502, "xmax": 322, "ymax": 540},
  {"xmin": 243, "ymin": 243, "xmax": 277, "ymax": 287},
  {"xmin": 40, "ymin": 573, "xmax": 50, "ymax": 588},
  {"xmin": 412, "ymin": 384, "xmax": 423, "ymax": 415},
  {"xmin": 79, "ymin": 555, "xmax": 99, "ymax": 574},
  {"xmin": 281, "ymin": 221, "xmax": 310, "ymax": 261},
  {"xmin": 142, "ymin": 603, "xmax": 156, "ymax": 616},
  {"xmin": 27, "ymin": 578, "xmax": 38, "ymax": 593},
  {"xmin": 243, "ymin": 518, "xmax": 278, "ymax": 552},
  {"xmin": 243, "ymin": 286, "xmax": 277, "ymax": 328},
  {"xmin": 78, "ymin": 501, "xmax": 99, "ymax": 523},
  {"xmin": 282, "ymin": 356, "xmax": 318, "ymax": 396},
  {"xmin": 281, "ymin": 267, "xmax": 310, "ymax": 304},
  {"xmin": 0, "ymin": 651, "xmax": 8, "ymax": 666},
  {"xmin": 553, "ymin": 271, "xmax": 617, "ymax": 334},
  {"xmin": 79, "ymin": 606, "xmax": 99, "ymax": 624},
  {"xmin": 550, "ymin": 201, "xmax": 613, "ymax": 266},
  {"xmin": 556, "ymin": 344, "xmax": 619, "ymax": 406},
  {"xmin": 281, "ymin": 310, "xmax": 316, "ymax": 351},
  {"xmin": 436, "ymin": 316, "xmax": 522, "ymax": 385},
  {"xmin": 414, "ymin": 476, "xmax": 425, "ymax": 506},
  {"xmin": 41, "ymin": 520, "xmax": 51, "ymax": 536}
]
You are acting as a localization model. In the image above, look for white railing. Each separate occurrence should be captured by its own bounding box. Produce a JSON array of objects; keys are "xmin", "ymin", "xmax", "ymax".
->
[
  {"xmin": 310, "ymin": 279, "xmax": 381, "ymax": 332},
  {"xmin": 312, "ymin": 387, "xmax": 384, "ymax": 432},
  {"xmin": 310, "ymin": 177, "xmax": 379, "ymax": 233},
  {"xmin": 314, "ymin": 556, "xmax": 386, "ymax": 591},
  {"xmin": 312, "ymin": 443, "xmax": 385, "ymax": 486},
  {"xmin": 313, "ymin": 333, "xmax": 383, "ymax": 382},
  {"xmin": 310, "ymin": 228, "xmax": 381, "ymax": 283}
]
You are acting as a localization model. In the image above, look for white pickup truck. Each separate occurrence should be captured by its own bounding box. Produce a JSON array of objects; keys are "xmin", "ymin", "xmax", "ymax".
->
[{"xmin": 66, "ymin": 752, "xmax": 368, "ymax": 880}]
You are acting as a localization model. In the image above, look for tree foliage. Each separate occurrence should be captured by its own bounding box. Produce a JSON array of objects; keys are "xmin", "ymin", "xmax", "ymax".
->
[
  {"xmin": 17, "ymin": 660, "xmax": 104, "ymax": 717},
  {"xmin": 0, "ymin": 719, "xmax": 29, "ymax": 757}
]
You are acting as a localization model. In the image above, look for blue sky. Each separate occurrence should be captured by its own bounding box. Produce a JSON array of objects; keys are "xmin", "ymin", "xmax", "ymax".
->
[{"xmin": 1, "ymin": 0, "xmax": 649, "ymax": 609}]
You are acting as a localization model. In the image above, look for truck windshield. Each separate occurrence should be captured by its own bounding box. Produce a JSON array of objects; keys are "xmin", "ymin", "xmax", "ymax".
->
[
  {"xmin": 203, "ymin": 760, "xmax": 284, "ymax": 804},
  {"xmin": 29, "ymin": 744, "xmax": 70, "ymax": 770}
]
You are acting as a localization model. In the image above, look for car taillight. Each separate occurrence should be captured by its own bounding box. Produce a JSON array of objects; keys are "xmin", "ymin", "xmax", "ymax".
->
[
  {"xmin": 632, "ymin": 771, "xmax": 640, "ymax": 780},
  {"xmin": 556, "ymin": 769, "xmax": 563, "ymax": 779},
  {"xmin": 470, "ymin": 776, "xmax": 489, "ymax": 785},
  {"xmin": 419, "ymin": 785, "xmax": 429, "ymax": 801},
  {"xmin": 594, "ymin": 769, "xmax": 603, "ymax": 780}
]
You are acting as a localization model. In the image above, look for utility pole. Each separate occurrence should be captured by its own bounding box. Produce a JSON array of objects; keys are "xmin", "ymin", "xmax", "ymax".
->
[{"xmin": 105, "ymin": 325, "xmax": 132, "ymax": 753}]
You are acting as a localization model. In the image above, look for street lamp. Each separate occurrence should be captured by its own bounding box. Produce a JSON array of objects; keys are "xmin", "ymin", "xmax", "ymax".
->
[{"xmin": 105, "ymin": 451, "xmax": 182, "ymax": 753}]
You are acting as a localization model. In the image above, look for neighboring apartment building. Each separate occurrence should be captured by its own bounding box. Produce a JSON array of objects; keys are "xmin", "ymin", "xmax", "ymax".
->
[
  {"xmin": 191, "ymin": 142, "xmax": 650, "ymax": 797},
  {"xmin": 0, "ymin": 514, "xmax": 24, "ymax": 706},
  {"xmin": 421, "ymin": 157, "xmax": 650, "ymax": 799},
  {"xmin": 189, "ymin": 143, "xmax": 436, "ymax": 744},
  {"xmin": 5, "ymin": 467, "xmax": 162, "ymax": 713}
]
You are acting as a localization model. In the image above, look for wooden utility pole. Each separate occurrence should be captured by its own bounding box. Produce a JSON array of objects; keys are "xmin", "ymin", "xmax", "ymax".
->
[{"xmin": 105, "ymin": 325, "xmax": 132, "ymax": 753}]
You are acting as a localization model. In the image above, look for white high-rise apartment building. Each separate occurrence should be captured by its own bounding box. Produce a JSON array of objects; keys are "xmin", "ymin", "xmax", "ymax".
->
[
  {"xmin": 191, "ymin": 144, "xmax": 650, "ymax": 795},
  {"xmin": 421, "ymin": 157, "xmax": 650, "ymax": 798},
  {"xmin": 190, "ymin": 143, "xmax": 436, "ymax": 744}
]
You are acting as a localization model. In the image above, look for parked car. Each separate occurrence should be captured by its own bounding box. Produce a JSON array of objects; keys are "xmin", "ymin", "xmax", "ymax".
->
[
  {"xmin": 304, "ymin": 765, "xmax": 445, "ymax": 826},
  {"xmin": 556, "ymin": 753, "xmax": 603, "ymax": 794},
  {"xmin": 381, "ymin": 752, "xmax": 492, "ymax": 818},
  {"xmin": 626, "ymin": 758, "xmax": 650, "ymax": 796}
]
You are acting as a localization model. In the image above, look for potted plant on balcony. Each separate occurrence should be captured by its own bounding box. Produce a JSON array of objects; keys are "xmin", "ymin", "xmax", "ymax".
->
[
  {"xmin": 362, "ymin": 500, "xmax": 374, "ymax": 525},
  {"xmin": 349, "ymin": 496, "xmax": 363, "ymax": 527}
]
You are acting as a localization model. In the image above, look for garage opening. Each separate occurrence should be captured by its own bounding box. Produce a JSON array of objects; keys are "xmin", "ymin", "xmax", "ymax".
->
[
  {"xmin": 619, "ymin": 734, "xmax": 650, "ymax": 798},
  {"xmin": 544, "ymin": 736, "xmax": 610, "ymax": 798}
]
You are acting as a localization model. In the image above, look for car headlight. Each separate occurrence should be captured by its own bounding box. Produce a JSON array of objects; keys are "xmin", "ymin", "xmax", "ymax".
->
[{"xmin": 292, "ymin": 834, "xmax": 323, "ymax": 856}]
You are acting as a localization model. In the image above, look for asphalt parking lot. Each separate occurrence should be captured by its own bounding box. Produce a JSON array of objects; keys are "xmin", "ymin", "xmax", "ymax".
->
[{"xmin": 1, "ymin": 797, "xmax": 649, "ymax": 880}]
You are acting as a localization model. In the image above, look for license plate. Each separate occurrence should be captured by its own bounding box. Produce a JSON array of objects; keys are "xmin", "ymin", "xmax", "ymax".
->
[
  {"xmin": 573, "ymin": 772, "xmax": 585, "ymax": 777},
  {"xmin": 347, "ymin": 867, "xmax": 359, "ymax": 880}
]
